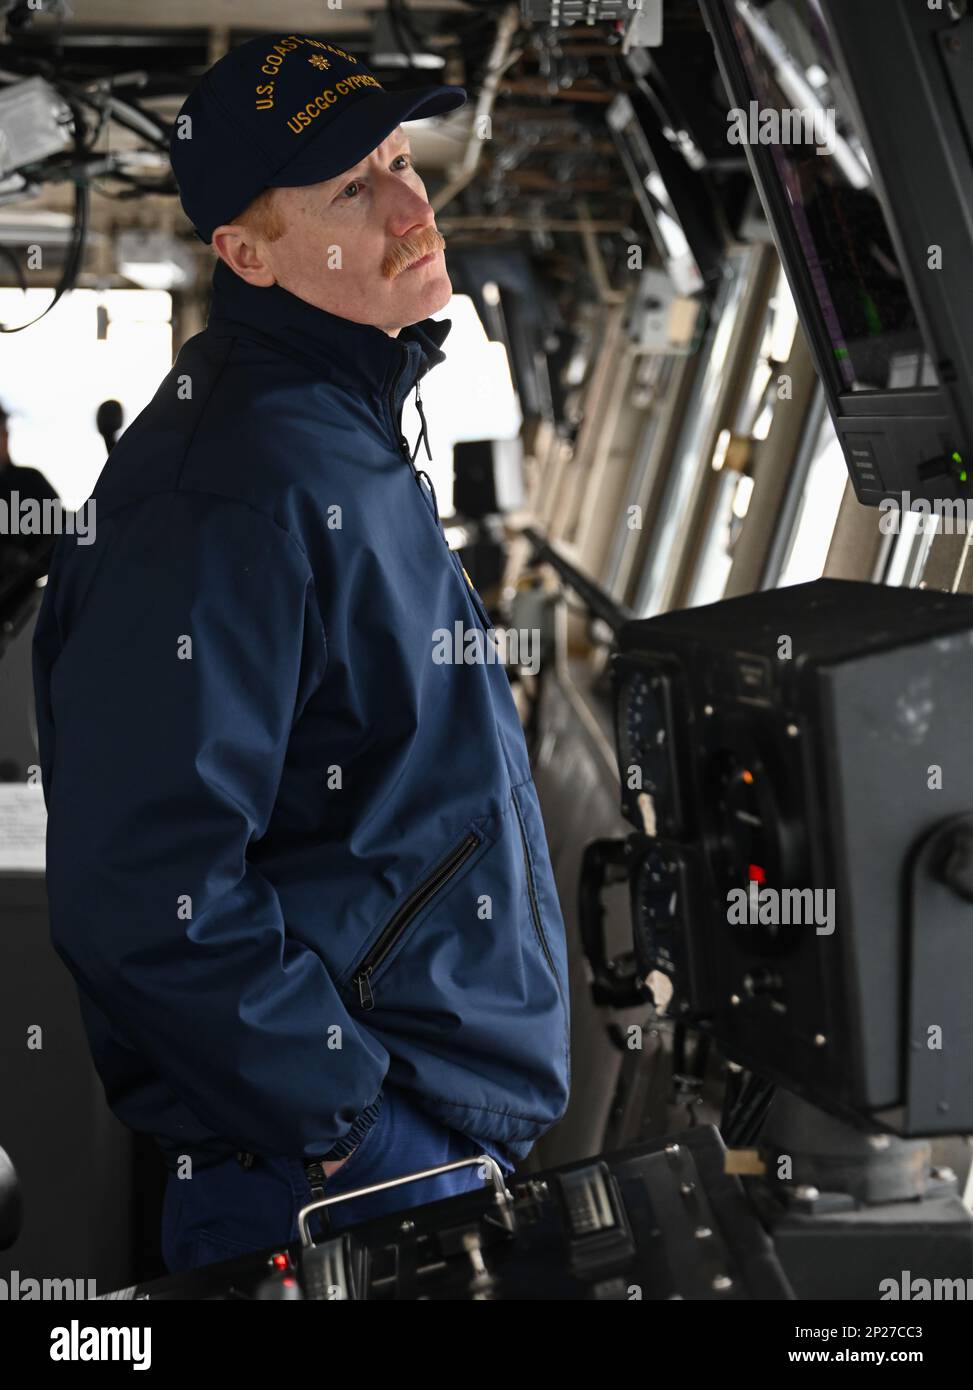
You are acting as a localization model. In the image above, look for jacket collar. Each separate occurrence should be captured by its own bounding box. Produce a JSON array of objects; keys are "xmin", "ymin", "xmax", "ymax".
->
[{"xmin": 206, "ymin": 257, "xmax": 452, "ymax": 419}]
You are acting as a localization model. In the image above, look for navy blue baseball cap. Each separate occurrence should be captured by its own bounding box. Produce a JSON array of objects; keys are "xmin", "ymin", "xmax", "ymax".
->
[{"xmin": 169, "ymin": 33, "xmax": 467, "ymax": 243}]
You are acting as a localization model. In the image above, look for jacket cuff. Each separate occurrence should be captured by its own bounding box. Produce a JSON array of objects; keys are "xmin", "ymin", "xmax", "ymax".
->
[{"xmin": 319, "ymin": 1089, "xmax": 384, "ymax": 1161}]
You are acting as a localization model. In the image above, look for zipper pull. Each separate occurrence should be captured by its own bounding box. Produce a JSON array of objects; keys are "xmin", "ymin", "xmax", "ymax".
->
[
  {"xmin": 355, "ymin": 970, "xmax": 375, "ymax": 1010},
  {"xmin": 413, "ymin": 380, "xmax": 433, "ymax": 462}
]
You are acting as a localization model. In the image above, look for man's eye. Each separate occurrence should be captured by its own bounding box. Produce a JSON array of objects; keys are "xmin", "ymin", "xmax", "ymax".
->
[{"xmin": 339, "ymin": 157, "xmax": 414, "ymax": 200}]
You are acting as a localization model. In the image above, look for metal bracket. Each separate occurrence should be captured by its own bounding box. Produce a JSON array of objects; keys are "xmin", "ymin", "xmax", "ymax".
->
[{"xmin": 297, "ymin": 1153, "xmax": 515, "ymax": 1247}]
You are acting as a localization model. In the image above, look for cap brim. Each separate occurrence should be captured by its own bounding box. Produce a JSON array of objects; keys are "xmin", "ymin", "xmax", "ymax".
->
[{"xmin": 266, "ymin": 84, "xmax": 467, "ymax": 191}]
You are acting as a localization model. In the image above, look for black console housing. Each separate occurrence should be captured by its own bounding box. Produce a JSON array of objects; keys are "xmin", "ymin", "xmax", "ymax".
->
[{"xmin": 613, "ymin": 578, "xmax": 973, "ymax": 1134}]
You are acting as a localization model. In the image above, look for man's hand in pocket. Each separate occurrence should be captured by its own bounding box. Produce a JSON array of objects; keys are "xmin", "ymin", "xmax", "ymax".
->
[{"xmin": 322, "ymin": 1149, "xmax": 356, "ymax": 1178}]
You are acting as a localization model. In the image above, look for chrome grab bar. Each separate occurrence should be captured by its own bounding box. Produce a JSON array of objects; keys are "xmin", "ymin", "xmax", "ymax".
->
[{"xmin": 297, "ymin": 1152, "xmax": 513, "ymax": 1247}]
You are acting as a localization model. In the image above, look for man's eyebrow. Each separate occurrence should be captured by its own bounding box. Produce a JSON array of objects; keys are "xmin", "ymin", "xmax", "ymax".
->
[
  {"xmin": 384, "ymin": 132, "xmax": 412, "ymax": 159},
  {"xmin": 333, "ymin": 133, "xmax": 411, "ymax": 185}
]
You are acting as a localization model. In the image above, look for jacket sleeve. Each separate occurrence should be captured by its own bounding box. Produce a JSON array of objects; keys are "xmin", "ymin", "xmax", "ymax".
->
[{"xmin": 34, "ymin": 491, "xmax": 388, "ymax": 1160}]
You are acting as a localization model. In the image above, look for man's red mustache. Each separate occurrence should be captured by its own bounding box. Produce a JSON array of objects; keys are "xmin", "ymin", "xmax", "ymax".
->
[{"xmin": 382, "ymin": 227, "xmax": 446, "ymax": 280}]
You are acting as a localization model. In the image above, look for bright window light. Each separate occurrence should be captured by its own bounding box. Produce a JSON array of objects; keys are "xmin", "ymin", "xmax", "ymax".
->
[
  {"xmin": 778, "ymin": 420, "xmax": 849, "ymax": 587},
  {"xmin": 0, "ymin": 289, "xmax": 517, "ymax": 523},
  {"xmin": 411, "ymin": 293, "xmax": 522, "ymax": 517},
  {"xmin": 0, "ymin": 288, "xmax": 172, "ymax": 510}
]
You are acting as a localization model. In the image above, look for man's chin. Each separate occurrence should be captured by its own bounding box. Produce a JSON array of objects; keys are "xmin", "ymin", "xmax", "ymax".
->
[{"xmin": 394, "ymin": 264, "xmax": 452, "ymax": 322}]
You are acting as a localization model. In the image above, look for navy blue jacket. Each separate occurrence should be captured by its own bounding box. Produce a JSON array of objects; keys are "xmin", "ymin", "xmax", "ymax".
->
[{"xmin": 32, "ymin": 259, "xmax": 571, "ymax": 1172}]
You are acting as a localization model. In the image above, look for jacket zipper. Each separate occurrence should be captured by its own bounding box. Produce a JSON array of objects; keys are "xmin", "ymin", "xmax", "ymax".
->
[
  {"xmin": 512, "ymin": 791, "xmax": 557, "ymax": 979},
  {"xmin": 351, "ymin": 832, "xmax": 480, "ymax": 1010},
  {"xmin": 387, "ymin": 351, "xmax": 423, "ymax": 485},
  {"xmin": 388, "ymin": 355, "xmax": 488, "ymax": 622},
  {"xmin": 387, "ymin": 353, "xmax": 447, "ymax": 540}
]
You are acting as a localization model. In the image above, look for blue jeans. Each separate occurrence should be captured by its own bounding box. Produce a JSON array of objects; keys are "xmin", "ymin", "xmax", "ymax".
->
[{"xmin": 160, "ymin": 1086, "xmax": 513, "ymax": 1274}]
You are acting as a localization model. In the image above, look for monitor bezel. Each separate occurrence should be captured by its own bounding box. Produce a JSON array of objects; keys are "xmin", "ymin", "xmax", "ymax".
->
[{"xmin": 699, "ymin": 0, "xmax": 973, "ymax": 508}]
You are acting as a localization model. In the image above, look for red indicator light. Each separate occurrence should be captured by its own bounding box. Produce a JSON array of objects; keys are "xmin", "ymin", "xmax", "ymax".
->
[
  {"xmin": 272, "ymin": 1253, "xmax": 289, "ymax": 1270},
  {"xmin": 748, "ymin": 864, "xmax": 766, "ymax": 884}
]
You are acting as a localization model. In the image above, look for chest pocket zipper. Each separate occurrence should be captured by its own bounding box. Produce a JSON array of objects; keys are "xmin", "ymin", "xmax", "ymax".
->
[{"xmin": 350, "ymin": 831, "xmax": 481, "ymax": 1010}]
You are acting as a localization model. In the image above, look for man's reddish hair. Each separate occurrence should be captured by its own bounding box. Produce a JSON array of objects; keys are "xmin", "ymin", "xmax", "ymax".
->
[{"xmin": 234, "ymin": 185, "xmax": 286, "ymax": 243}]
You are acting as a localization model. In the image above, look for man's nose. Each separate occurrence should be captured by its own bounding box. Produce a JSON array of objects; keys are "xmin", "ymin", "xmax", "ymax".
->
[{"xmin": 384, "ymin": 179, "xmax": 435, "ymax": 239}]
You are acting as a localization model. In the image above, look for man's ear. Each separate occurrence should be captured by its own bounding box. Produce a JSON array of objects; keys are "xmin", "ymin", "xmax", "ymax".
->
[{"xmin": 210, "ymin": 225, "xmax": 276, "ymax": 287}]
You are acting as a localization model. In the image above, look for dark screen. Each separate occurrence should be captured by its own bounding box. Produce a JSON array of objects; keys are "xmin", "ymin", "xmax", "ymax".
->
[{"xmin": 727, "ymin": 0, "xmax": 936, "ymax": 393}]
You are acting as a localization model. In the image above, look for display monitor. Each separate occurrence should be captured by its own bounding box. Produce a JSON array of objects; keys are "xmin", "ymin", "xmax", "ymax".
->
[{"xmin": 700, "ymin": 0, "xmax": 973, "ymax": 508}]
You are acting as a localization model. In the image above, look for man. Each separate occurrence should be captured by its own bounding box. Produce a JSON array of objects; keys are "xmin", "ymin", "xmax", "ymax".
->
[
  {"xmin": 32, "ymin": 33, "xmax": 571, "ymax": 1275},
  {"xmin": 0, "ymin": 401, "xmax": 61, "ymax": 575}
]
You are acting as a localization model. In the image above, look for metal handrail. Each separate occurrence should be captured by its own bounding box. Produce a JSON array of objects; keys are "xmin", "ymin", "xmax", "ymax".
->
[{"xmin": 521, "ymin": 526, "xmax": 634, "ymax": 634}]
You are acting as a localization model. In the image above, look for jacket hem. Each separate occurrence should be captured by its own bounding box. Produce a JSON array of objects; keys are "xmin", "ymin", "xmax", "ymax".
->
[
  {"xmin": 316, "ymin": 1089, "xmax": 385, "ymax": 1162},
  {"xmin": 153, "ymin": 1090, "xmax": 387, "ymax": 1173}
]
